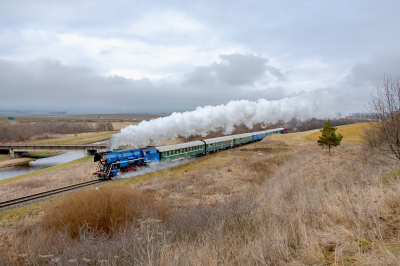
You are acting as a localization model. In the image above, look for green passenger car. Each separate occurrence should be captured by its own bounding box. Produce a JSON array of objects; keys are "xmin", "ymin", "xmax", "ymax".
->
[
  {"xmin": 232, "ymin": 133, "xmax": 253, "ymax": 146},
  {"xmin": 265, "ymin": 128, "xmax": 280, "ymax": 136},
  {"xmin": 203, "ymin": 136, "xmax": 234, "ymax": 153},
  {"xmin": 156, "ymin": 141, "xmax": 205, "ymax": 162}
]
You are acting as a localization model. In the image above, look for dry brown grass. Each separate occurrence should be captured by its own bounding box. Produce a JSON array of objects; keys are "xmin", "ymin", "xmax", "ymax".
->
[
  {"xmin": 0, "ymin": 161, "xmax": 96, "ymax": 201},
  {"xmin": 111, "ymin": 121, "xmax": 140, "ymax": 130},
  {"xmin": 134, "ymin": 138, "xmax": 290, "ymax": 206},
  {"xmin": 306, "ymin": 122, "xmax": 372, "ymax": 142},
  {"xmin": 2, "ymin": 135, "xmax": 400, "ymax": 265},
  {"xmin": 41, "ymin": 187, "xmax": 170, "ymax": 238}
]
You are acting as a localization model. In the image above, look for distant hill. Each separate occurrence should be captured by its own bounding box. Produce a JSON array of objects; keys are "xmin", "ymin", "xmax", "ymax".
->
[{"xmin": 305, "ymin": 122, "xmax": 370, "ymax": 142}]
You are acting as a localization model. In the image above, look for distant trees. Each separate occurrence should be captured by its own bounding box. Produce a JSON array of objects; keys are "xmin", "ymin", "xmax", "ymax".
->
[
  {"xmin": 363, "ymin": 75, "xmax": 400, "ymax": 161},
  {"xmin": 295, "ymin": 117, "xmax": 368, "ymax": 132},
  {"xmin": 0, "ymin": 122, "xmax": 115, "ymax": 143},
  {"xmin": 96, "ymin": 122, "xmax": 114, "ymax": 131},
  {"xmin": 318, "ymin": 119, "xmax": 343, "ymax": 153}
]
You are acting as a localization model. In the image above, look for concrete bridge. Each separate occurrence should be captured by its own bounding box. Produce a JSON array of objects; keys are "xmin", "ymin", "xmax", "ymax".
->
[{"xmin": 0, "ymin": 144, "xmax": 108, "ymax": 157}]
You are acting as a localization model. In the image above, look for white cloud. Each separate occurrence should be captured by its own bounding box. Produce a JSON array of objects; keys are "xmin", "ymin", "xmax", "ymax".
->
[
  {"xmin": 128, "ymin": 11, "xmax": 203, "ymax": 36},
  {"xmin": 1, "ymin": 0, "xmax": 400, "ymax": 114}
]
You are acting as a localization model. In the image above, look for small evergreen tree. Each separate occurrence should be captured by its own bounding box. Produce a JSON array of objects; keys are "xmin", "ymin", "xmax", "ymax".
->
[{"xmin": 317, "ymin": 119, "xmax": 343, "ymax": 153}]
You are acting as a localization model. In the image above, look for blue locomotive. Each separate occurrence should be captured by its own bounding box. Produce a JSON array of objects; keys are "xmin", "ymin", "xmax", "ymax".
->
[
  {"xmin": 94, "ymin": 147, "xmax": 159, "ymax": 179},
  {"xmin": 94, "ymin": 127, "xmax": 287, "ymax": 180}
]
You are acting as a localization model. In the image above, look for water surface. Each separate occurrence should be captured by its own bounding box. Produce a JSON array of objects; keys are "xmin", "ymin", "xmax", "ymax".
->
[{"xmin": 0, "ymin": 151, "xmax": 85, "ymax": 181}]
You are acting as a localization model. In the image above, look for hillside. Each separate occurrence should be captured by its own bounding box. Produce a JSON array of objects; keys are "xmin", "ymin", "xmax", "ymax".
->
[
  {"xmin": 305, "ymin": 122, "xmax": 371, "ymax": 142},
  {"xmin": 1, "ymin": 123, "xmax": 400, "ymax": 265}
]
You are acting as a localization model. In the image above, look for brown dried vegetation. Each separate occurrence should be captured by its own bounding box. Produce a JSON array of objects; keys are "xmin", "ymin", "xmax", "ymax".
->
[
  {"xmin": 2, "ymin": 135, "xmax": 400, "ymax": 265},
  {"xmin": 0, "ymin": 121, "xmax": 114, "ymax": 143},
  {"xmin": 42, "ymin": 187, "xmax": 170, "ymax": 238},
  {"xmin": 0, "ymin": 162, "xmax": 95, "ymax": 201}
]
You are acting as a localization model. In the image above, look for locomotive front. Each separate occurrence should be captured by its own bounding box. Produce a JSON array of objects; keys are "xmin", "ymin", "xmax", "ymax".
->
[{"xmin": 93, "ymin": 147, "xmax": 160, "ymax": 180}]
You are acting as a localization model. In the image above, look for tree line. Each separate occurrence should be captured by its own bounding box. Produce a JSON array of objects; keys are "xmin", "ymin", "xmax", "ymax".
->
[
  {"xmin": 0, "ymin": 122, "xmax": 114, "ymax": 142},
  {"xmin": 285, "ymin": 117, "xmax": 370, "ymax": 132}
]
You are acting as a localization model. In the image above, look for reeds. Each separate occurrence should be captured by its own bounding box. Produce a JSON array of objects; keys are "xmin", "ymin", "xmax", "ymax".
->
[{"xmin": 41, "ymin": 187, "xmax": 170, "ymax": 238}]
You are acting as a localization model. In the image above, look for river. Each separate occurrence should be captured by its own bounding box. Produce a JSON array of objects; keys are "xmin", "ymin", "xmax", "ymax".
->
[
  {"xmin": 0, "ymin": 151, "xmax": 85, "ymax": 180},
  {"xmin": 0, "ymin": 151, "xmax": 86, "ymax": 181},
  {"xmin": 0, "ymin": 140, "xmax": 109, "ymax": 181}
]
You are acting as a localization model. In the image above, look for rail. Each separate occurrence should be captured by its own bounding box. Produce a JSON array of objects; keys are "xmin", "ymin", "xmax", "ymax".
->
[{"xmin": 0, "ymin": 179, "xmax": 106, "ymax": 209}]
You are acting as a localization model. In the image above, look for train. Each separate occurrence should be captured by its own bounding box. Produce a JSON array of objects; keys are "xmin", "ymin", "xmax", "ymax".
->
[{"xmin": 93, "ymin": 127, "xmax": 288, "ymax": 179}]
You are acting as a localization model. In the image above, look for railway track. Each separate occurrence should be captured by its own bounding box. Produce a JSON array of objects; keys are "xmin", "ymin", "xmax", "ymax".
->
[{"xmin": 0, "ymin": 179, "xmax": 105, "ymax": 209}]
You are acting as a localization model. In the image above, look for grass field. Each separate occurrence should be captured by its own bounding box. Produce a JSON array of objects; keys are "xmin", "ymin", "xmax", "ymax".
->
[
  {"xmin": 112, "ymin": 152, "xmax": 232, "ymax": 188},
  {"xmin": 28, "ymin": 131, "xmax": 118, "ymax": 145},
  {"xmin": 305, "ymin": 122, "xmax": 371, "ymax": 142},
  {"xmin": 2, "ymin": 131, "xmax": 400, "ymax": 264},
  {"xmin": 27, "ymin": 151, "xmax": 61, "ymax": 158},
  {"xmin": 3, "ymin": 123, "xmax": 400, "ymax": 265},
  {"xmin": 0, "ymin": 154, "xmax": 14, "ymax": 162},
  {"xmin": 111, "ymin": 121, "xmax": 139, "ymax": 130},
  {"xmin": 272, "ymin": 128, "xmax": 320, "ymax": 145}
]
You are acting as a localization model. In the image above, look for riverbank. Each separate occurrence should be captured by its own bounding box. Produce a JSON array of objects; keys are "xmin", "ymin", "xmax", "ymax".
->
[
  {"xmin": 0, "ymin": 130, "xmax": 115, "ymax": 169},
  {"xmin": 0, "ymin": 157, "xmax": 32, "ymax": 168},
  {"xmin": 0, "ymin": 152, "xmax": 65, "ymax": 169}
]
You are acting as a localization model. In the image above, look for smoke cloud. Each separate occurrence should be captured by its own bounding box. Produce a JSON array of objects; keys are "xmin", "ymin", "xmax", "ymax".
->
[
  {"xmin": 116, "ymin": 157, "xmax": 196, "ymax": 179},
  {"xmin": 110, "ymin": 90, "xmax": 339, "ymax": 148}
]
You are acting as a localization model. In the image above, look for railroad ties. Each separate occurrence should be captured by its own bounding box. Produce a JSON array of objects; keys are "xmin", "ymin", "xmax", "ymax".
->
[{"xmin": 0, "ymin": 180, "xmax": 108, "ymax": 210}]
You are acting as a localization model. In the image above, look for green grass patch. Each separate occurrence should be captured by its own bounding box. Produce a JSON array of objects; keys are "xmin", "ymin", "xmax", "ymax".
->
[
  {"xmin": 28, "ymin": 151, "xmax": 61, "ymax": 158},
  {"xmin": 0, "ymin": 201, "xmax": 50, "ymax": 227},
  {"xmin": 28, "ymin": 131, "xmax": 118, "ymax": 145},
  {"xmin": 356, "ymin": 237, "xmax": 372, "ymax": 251},
  {"xmin": 381, "ymin": 169, "xmax": 400, "ymax": 184},
  {"xmin": 270, "ymin": 146, "xmax": 290, "ymax": 151},
  {"xmin": 0, "ymin": 155, "xmax": 94, "ymax": 185},
  {"xmin": 0, "ymin": 154, "xmax": 15, "ymax": 162}
]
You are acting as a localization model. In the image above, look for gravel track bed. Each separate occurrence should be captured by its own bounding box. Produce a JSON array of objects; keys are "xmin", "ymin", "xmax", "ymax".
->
[{"xmin": 0, "ymin": 179, "xmax": 115, "ymax": 213}]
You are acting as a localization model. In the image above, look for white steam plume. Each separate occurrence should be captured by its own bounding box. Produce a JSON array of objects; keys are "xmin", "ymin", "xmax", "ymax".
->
[
  {"xmin": 116, "ymin": 157, "xmax": 196, "ymax": 179},
  {"xmin": 110, "ymin": 90, "xmax": 338, "ymax": 148}
]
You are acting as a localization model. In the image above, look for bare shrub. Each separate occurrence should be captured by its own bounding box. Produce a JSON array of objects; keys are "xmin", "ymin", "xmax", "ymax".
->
[
  {"xmin": 96, "ymin": 122, "xmax": 115, "ymax": 131},
  {"xmin": 363, "ymin": 74, "xmax": 400, "ymax": 162},
  {"xmin": 106, "ymin": 122, "xmax": 114, "ymax": 131},
  {"xmin": 41, "ymin": 187, "xmax": 171, "ymax": 238},
  {"xmin": 96, "ymin": 122, "xmax": 107, "ymax": 131}
]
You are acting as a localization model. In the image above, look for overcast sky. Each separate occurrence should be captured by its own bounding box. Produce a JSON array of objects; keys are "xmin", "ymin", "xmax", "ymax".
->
[{"xmin": 1, "ymin": 0, "xmax": 399, "ymax": 114}]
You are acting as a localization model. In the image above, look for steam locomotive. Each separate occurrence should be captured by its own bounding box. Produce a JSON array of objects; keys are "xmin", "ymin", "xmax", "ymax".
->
[{"xmin": 93, "ymin": 127, "xmax": 288, "ymax": 180}]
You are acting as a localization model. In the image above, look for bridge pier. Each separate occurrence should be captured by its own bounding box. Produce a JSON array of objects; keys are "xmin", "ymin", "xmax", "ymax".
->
[{"xmin": 9, "ymin": 149, "xmax": 28, "ymax": 158}]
